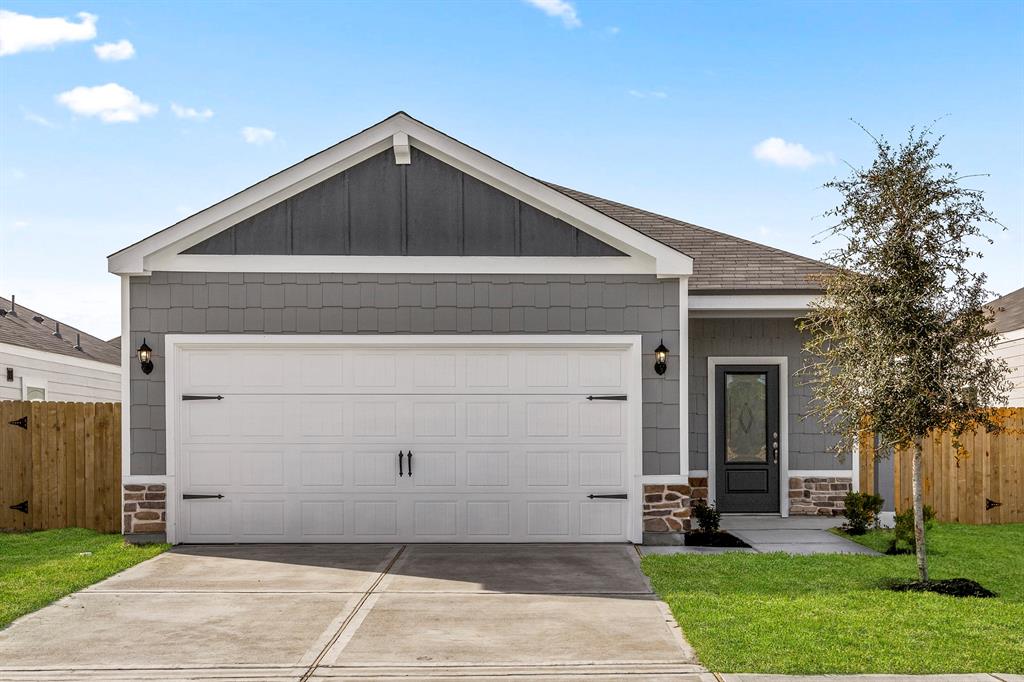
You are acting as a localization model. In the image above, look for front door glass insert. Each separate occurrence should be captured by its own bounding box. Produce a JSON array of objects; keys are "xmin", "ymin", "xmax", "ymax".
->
[{"xmin": 724, "ymin": 372, "xmax": 767, "ymax": 463}]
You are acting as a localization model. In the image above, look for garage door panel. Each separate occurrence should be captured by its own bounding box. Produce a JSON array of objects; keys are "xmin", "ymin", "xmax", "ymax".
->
[
  {"xmin": 352, "ymin": 450, "xmax": 400, "ymax": 487},
  {"xmin": 300, "ymin": 500, "xmax": 346, "ymax": 538},
  {"xmin": 299, "ymin": 448, "xmax": 345, "ymax": 487},
  {"xmin": 579, "ymin": 402, "xmax": 624, "ymax": 437},
  {"xmin": 410, "ymin": 450, "xmax": 457, "ymax": 486},
  {"xmin": 240, "ymin": 499, "xmax": 287, "ymax": 537},
  {"xmin": 466, "ymin": 450, "xmax": 511, "ymax": 487},
  {"xmin": 351, "ymin": 400, "xmax": 400, "ymax": 438},
  {"xmin": 353, "ymin": 500, "xmax": 399, "ymax": 536},
  {"xmin": 176, "ymin": 343, "xmax": 635, "ymax": 543},
  {"xmin": 412, "ymin": 401, "xmax": 457, "ymax": 437}
]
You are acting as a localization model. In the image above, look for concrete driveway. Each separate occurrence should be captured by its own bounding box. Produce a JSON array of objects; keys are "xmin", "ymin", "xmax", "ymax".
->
[{"xmin": 0, "ymin": 544, "xmax": 706, "ymax": 681}]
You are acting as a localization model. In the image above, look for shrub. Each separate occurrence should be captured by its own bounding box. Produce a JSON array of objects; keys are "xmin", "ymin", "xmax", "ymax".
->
[
  {"xmin": 888, "ymin": 505, "xmax": 935, "ymax": 554},
  {"xmin": 691, "ymin": 499, "xmax": 721, "ymax": 534},
  {"xmin": 841, "ymin": 491, "xmax": 885, "ymax": 535}
]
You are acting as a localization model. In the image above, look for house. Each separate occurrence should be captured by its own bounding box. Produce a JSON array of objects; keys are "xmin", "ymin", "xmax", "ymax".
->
[
  {"xmin": 989, "ymin": 287, "xmax": 1024, "ymax": 407},
  {"xmin": 0, "ymin": 295, "xmax": 121, "ymax": 403},
  {"xmin": 108, "ymin": 112, "xmax": 855, "ymax": 543}
]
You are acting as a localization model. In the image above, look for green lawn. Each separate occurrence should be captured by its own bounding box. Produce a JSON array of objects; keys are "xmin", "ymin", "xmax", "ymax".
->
[
  {"xmin": 641, "ymin": 523, "xmax": 1024, "ymax": 674},
  {"xmin": 0, "ymin": 528, "xmax": 167, "ymax": 628}
]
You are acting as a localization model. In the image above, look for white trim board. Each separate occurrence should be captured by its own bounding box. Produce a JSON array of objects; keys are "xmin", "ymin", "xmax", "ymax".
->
[
  {"xmin": 158, "ymin": 333, "xmax": 646, "ymax": 544},
  {"xmin": 689, "ymin": 294, "xmax": 818, "ymax": 316},
  {"xmin": 707, "ymin": 356, "xmax": 790, "ymax": 517},
  {"xmin": 109, "ymin": 113, "xmax": 692, "ymax": 278},
  {"xmin": 0, "ymin": 341, "xmax": 121, "ymax": 374}
]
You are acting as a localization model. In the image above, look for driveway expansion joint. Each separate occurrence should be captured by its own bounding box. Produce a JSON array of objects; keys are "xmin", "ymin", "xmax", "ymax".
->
[{"xmin": 298, "ymin": 544, "xmax": 407, "ymax": 682}]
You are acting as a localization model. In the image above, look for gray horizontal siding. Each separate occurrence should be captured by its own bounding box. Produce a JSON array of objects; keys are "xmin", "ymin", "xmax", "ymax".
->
[
  {"xmin": 688, "ymin": 318, "xmax": 848, "ymax": 472},
  {"xmin": 184, "ymin": 149, "xmax": 624, "ymax": 258},
  {"xmin": 128, "ymin": 272, "xmax": 679, "ymax": 477}
]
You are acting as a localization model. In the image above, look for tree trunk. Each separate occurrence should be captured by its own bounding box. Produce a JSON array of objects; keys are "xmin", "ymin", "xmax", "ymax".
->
[{"xmin": 911, "ymin": 441, "xmax": 928, "ymax": 582}]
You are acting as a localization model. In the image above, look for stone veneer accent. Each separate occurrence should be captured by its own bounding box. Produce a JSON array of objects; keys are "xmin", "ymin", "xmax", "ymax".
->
[
  {"xmin": 643, "ymin": 477, "xmax": 708, "ymax": 532},
  {"xmin": 123, "ymin": 483, "xmax": 166, "ymax": 534},
  {"xmin": 788, "ymin": 476, "xmax": 851, "ymax": 516}
]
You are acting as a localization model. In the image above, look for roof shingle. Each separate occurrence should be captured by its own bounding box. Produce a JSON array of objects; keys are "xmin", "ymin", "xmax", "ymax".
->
[
  {"xmin": 545, "ymin": 183, "xmax": 831, "ymax": 291},
  {"xmin": 0, "ymin": 296, "xmax": 120, "ymax": 365}
]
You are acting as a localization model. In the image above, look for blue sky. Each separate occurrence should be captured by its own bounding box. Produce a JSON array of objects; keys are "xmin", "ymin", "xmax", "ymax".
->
[{"xmin": 1, "ymin": 0, "xmax": 1022, "ymax": 339}]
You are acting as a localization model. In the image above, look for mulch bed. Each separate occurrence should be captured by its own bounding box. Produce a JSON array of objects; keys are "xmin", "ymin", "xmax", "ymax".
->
[
  {"xmin": 683, "ymin": 531, "xmax": 751, "ymax": 548},
  {"xmin": 885, "ymin": 577, "xmax": 997, "ymax": 598}
]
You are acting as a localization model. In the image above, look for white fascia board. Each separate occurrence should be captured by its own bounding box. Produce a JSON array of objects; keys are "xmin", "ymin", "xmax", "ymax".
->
[
  {"xmin": 109, "ymin": 121, "xmax": 402, "ymax": 275},
  {"xmin": 405, "ymin": 128, "xmax": 692, "ymax": 277},
  {"xmin": 109, "ymin": 113, "xmax": 691, "ymax": 278},
  {"xmin": 0, "ymin": 341, "xmax": 122, "ymax": 374},
  {"xmin": 689, "ymin": 293, "xmax": 818, "ymax": 315},
  {"xmin": 143, "ymin": 254, "xmax": 653, "ymax": 275}
]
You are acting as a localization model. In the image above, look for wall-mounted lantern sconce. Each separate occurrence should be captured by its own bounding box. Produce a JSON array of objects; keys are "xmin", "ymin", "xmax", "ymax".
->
[
  {"xmin": 654, "ymin": 339, "xmax": 669, "ymax": 376},
  {"xmin": 138, "ymin": 339, "xmax": 154, "ymax": 375}
]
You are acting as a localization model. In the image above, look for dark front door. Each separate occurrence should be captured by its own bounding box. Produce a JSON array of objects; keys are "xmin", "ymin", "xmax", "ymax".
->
[{"xmin": 715, "ymin": 365, "xmax": 780, "ymax": 513}]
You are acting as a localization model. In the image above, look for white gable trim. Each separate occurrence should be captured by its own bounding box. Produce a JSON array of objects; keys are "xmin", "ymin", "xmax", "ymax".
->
[{"xmin": 109, "ymin": 113, "xmax": 692, "ymax": 278}]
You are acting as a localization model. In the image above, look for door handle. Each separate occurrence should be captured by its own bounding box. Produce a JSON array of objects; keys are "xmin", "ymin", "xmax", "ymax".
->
[
  {"xmin": 407, "ymin": 450, "xmax": 413, "ymax": 478},
  {"xmin": 398, "ymin": 450, "xmax": 404, "ymax": 477},
  {"xmin": 772, "ymin": 432, "xmax": 779, "ymax": 464}
]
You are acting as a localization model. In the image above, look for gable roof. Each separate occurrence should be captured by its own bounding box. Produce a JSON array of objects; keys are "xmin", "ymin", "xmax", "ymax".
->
[
  {"xmin": 546, "ymin": 184, "xmax": 829, "ymax": 291},
  {"xmin": 109, "ymin": 112, "xmax": 690, "ymax": 278},
  {"xmin": 109, "ymin": 111, "xmax": 828, "ymax": 290},
  {"xmin": 0, "ymin": 296, "xmax": 120, "ymax": 366},
  {"xmin": 988, "ymin": 287, "xmax": 1024, "ymax": 334}
]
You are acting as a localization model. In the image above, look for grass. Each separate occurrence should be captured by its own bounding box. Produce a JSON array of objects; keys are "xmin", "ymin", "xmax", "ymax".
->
[
  {"xmin": 0, "ymin": 528, "xmax": 167, "ymax": 628},
  {"xmin": 642, "ymin": 523, "xmax": 1024, "ymax": 674}
]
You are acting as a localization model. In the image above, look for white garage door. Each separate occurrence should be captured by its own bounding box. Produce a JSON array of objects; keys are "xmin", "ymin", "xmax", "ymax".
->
[{"xmin": 173, "ymin": 341, "xmax": 637, "ymax": 543}]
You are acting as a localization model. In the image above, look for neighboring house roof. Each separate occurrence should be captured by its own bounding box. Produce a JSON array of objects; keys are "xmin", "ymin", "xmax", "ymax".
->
[
  {"xmin": 545, "ymin": 184, "xmax": 829, "ymax": 291},
  {"xmin": 988, "ymin": 287, "xmax": 1024, "ymax": 334},
  {"xmin": 108, "ymin": 111, "xmax": 829, "ymax": 291},
  {"xmin": 0, "ymin": 296, "xmax": 121, "ymax": 366}
]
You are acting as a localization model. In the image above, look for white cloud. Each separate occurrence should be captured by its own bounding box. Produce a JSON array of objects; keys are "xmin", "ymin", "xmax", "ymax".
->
[
  {"xmin": 56, "ymin": 83, "xmax": 157, "ymax": 123},
  {"xmin": 241, "ymin": 126, "xmax": 275, "ymax": 145},
  {"xmin": 171, "ymin": 102, "xmax": 214, "ymax": 121},
  {"xmin": 524, "ymin": 0, "xmax": 581, "ymax": 28},
  {"xmin": 23, "ymin": 110, "xmax": 57, "ymax": 128},
  {"xmin": 93, "ymin": 39, "xmax": 135, "ymax": 61},
  {"xmin": 628, "ymin": 89, "xmax": 668, "ymax": 99},
  {"xmin": 0, "ymin": 10, "xmax": 97, "ymax": 56},
  {"xmin": 753, "ymin": 137, "xmax": 832, "ymax": 169},
  {"xmin": 605, "ymin": 26, "xmax": 620, "ymax": 35}
]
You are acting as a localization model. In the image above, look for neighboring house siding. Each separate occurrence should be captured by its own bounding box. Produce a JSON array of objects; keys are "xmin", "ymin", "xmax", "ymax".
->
[
  {"xmin": 688, "ymin": 318, "xmax": 848, "ymax": 471},
  {"xmin": 0, "ymin": 346, "xmax": 121, "ymax": 402},
  {"xmin": 128, "ymin": 272, "xmax": 680, "ymax": 477},
  {"xmin": 993, "ymin": 332, "xmax": 1024, "ymax": 407}
]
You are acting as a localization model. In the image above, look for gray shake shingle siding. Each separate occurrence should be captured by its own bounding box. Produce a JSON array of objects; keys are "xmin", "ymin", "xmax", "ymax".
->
[
  {"xmin": 688, "ymin": 318, "xmax": 845, "ymax": 471},
  {"xmin": 128, "ymin": 272, "xmax": 681, "ymax": 476}
]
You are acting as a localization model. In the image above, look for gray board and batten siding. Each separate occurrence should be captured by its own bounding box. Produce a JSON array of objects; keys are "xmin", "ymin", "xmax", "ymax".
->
[
  {"xmin": 185, "ymin": 148, "xmax": 624, "ymax": 257},
  {"xmin": 128, "ymin": 273, "xmax": 680, "ymax": 477}
]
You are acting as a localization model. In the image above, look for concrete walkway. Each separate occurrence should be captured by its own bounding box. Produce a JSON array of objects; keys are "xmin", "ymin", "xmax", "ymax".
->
[
  {"xmin": 0, "ymin": 543, "xmax": 703, "ymax": 681},
  {"xmin": 642, "ymin": 515, "xmax": 879, "ymax": 556}
]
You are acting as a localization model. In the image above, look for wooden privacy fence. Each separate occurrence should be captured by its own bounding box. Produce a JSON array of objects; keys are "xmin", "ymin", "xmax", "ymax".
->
[
  {"xmin": 0, "ymin": 400, "xmax": 121, "ymax": 533},
  {"xmin": 860, "ymin": 408, "xmax": 1023, "ymax": 524}
]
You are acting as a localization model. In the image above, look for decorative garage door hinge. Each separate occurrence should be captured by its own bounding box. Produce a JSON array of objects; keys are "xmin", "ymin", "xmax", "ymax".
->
[
  {"xmin": 182, "ymin": 493, "xmax": 225, "ymax": 500},
  {"xmin": 9, "ymin": 500, "xmax": 28, "ymax": 513},
  {"xmin": 586, "ymin": 395, "xmax": 627, "ymax": 401},
  {"xmin": 182, "ymin": 395, "xmax": 224, "ymax": 401},
  {"xmin": 587, "ymin": 493, "xmax": 628, "ymax": 499},
  {"xmin": 8, "ymin": 416, "xmax": 28, "ymax": 429}
]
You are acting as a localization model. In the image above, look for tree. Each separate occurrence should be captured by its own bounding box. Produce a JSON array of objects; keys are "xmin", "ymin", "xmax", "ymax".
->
[{"xmin": 799, "ymin": 126, "xmax": 1011, "ymax": 581}]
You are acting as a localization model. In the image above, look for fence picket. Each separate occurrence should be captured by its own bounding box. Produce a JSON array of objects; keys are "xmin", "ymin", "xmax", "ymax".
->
[{"xmin": 0, "ymin": 400, "xmax": 121, "ymax": 533}]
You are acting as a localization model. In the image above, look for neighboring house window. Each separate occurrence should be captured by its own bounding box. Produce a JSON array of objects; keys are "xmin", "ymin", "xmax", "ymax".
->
[{"xmin": 22, "ymin": 377, "xmax": 47, "ymax": 401}]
